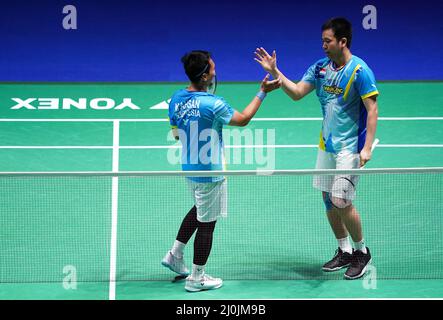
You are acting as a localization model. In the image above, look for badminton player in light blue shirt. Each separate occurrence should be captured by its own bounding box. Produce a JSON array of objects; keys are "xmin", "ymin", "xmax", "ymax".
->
[
  {"xmin": 168, "ymin": 90, "xmax": 233, "ymax": 183},
  {"xmin": 163, "ymin": 50, "xmax": 281, "ymax": 292},
  {"xmin": 255, "ymin": 17, "xmax": 378, "ymax": 280}
]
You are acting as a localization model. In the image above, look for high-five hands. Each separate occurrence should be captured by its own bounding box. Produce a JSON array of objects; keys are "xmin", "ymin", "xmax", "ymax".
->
[
  {"xmin": 254, "ymin": 47, "xmax": 278, "ymax": 74},
  {"xmin": 260, "ymin": 74, "xmax": 281, "ymax": 93}
]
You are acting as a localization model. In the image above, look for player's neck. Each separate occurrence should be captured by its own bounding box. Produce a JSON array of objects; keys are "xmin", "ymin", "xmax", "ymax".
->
[
  {"xmin": 332, "ymin": 50, "xmax": 352, "ymax": 69},
  {"xmin": 188, "ymin": 83, "xmax": 207, "ymax": 92}
]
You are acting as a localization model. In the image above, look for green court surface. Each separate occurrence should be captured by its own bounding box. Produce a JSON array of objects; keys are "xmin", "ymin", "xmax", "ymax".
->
[{"xmin": 0, "ymin": 82, "xmax": 442, "ymax": 300}]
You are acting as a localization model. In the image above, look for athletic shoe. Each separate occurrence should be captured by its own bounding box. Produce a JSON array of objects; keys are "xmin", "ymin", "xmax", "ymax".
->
[
  {"xmin": 185, "ymin": 274, "xmax": 223, "ymax": 292},
  {"xmin": 322, "ymin": 248, "xmax": 353, "ymax": 272},
  {"xmin": 161, "ymin": 251, "xmax": 190, "ymax": 276},
  {"xmin": 344, "ymin": 247, "xmax": 372, "ymax": 280}
]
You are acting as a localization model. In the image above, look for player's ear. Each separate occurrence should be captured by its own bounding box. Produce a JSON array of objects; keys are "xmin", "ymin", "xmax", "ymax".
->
[{"xmin": 200, "ymin": 73, "xmax": 209, "ymax": 83}]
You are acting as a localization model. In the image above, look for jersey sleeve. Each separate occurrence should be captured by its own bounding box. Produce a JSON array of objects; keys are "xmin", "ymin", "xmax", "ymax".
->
[
  {"xmin": 300, "ymin": 63, "xmax": 317, "ymax": 87},
  {"xmin": 168, "ymin": 99, "xmax": 177, "ymax": 128},
  {"xmin": 355, "ymin": 67, "xmax": 379, "ymax": 100},
  {"xmin": 213, "ymin": 97, "xmax": 234, "ymax": 125}
]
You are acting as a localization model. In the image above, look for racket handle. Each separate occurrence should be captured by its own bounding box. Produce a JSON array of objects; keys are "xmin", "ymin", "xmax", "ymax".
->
[
  {"xmin": 361, "ymin": 138, "xmax": 379, "ymax": 169},
  {"xmin": 371, "ymin": 138, "xmax": 380, "ymax": 152}
]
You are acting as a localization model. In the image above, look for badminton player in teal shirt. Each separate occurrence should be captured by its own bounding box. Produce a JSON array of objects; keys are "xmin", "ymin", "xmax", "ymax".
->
[
  {"xmin": 163, "ymin": 50, "xmax": 281, "ymax": 292},
  {"xmin": 255, "ymin": 17, "xmax": 379, "ymax": 279}
]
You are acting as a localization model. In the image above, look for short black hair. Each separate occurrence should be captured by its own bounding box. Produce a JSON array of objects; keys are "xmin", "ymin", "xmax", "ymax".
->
[
  {"xmin": 181, "ymin": 50, "xmax": 211, "ymax": 83},
  {"xmin": 322, "ymin": 17, "xmax": 352, "ymax": 49}
]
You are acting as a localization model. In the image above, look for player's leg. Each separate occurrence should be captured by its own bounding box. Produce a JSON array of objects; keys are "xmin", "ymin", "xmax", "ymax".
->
[
  {"xmin": 333, "ymin": 151, "xmax": 371, "ymax": 279},
  {"xmin": 193, "ymin": 220, "xmax": 217, "ymax": 267},
  {"xmin": 185, "ymin": 220, "xmax": 222, "ymax": 292},
  {"xmin": 336, "ymin": 204, "xmax": 363, "ymax": 245},
  {"xmin": 337, "ymin": 204, "xmax": 372, "ymax": 279},
  {"xmin": 313, "ymin": 149, "xmax": 353, "ymax": 271},
  {"xmin": 161, "ymin": 205, "xmax": 197, "ymax": 276},
  {"xmin": 325, "ymin": 193, "xmax": 348, "ymax": 239},
  {"xmin": 333, "ymin": 151, "xmax": 364, "ymax": 243},
  {"xmin": 185, "ymin": 179, "xmax": 226, "ymax": 292},
  {"xmin": 176, "ymin": 205, "xmax": 199, "ymax": 249},
  {"xmin": 162, "ymin": 181, "xmax": 200, "ymax": 276},
  {"xmin": 322, "ymin": 192, "xmax": 353, "ymax": 271}
]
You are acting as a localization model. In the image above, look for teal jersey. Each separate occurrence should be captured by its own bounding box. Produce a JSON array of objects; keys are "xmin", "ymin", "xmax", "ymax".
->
[
  {"xmin": 168, "ymin": 89, "xmax": 234, "ymax": 183},
  {"xmin": 301, "ymin": 55, "xmax": 379, "ymax": 154}
]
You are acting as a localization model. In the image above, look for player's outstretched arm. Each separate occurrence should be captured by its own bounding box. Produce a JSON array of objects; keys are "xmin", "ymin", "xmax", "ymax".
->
[
  {"xmin": 254, "ymin": 47, "xmax": 313, "ymax": 101},
  {"xmin": 229, "ymin": 74, "xmax": 281, "ymax": 127}
]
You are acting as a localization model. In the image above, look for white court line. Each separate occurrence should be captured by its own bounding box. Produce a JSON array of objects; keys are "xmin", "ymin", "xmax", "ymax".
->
[
  {"xmin": 0, "ymin": 118, "xmax": 166, "ymax": 122},
  {"xmin": 0, "ymin": 146, "xmax": 113, "ymax": 149},
  {"xmin": 108, "ymin": 120, "xmax": 120, "ymax": 301},
  {"xmin": 2, "ymin": 144, "xmax": 443, "ymax": 149},
  {"xmin": 0, "ymin": 117, "xmax": 443, "ymax": 122},
  {"xmin": 251, "ymin": 117, "xmax": 443, "ymax": 121},
  {"xmin": 380, "ymin": 117, "xmax": 443, "ymax": 121},
  {"xmin": 377, "ymin": 144, "xmax": 443, "ymax": 148}
]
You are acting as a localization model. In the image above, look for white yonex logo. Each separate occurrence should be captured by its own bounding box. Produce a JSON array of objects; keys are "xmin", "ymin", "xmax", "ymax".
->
[{"xmin": 10, "ymin": 98, "xmax": 141, "ymax": 110}]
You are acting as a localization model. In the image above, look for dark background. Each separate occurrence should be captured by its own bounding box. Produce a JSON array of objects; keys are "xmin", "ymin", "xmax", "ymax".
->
[{"xmin": 0, "ymin": 0, "xmax": 441, "ymax": 81}]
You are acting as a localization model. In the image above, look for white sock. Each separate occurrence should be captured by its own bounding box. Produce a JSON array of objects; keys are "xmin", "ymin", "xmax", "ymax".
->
[
  {"xmin": 191, "ymin": 264, "xmax": 205, "ymax": 279},
  {"xmin": 337, "ymin": 237, "xmax": 352, "ymax": 254},
  {"xmin": 354, "ymin": 239, "xmax": 367, "ymax": 254},
  {"xmin": 171, "ymin": 240, "xmax": 185, "ymax": 259}
]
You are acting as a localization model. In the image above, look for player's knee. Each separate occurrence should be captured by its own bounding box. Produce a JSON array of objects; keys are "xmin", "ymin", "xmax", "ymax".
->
[
  {"xmin": 197, "ymin": 220, "xmax": 217, "ymax": 236},
  {"xmin": 330, "ymin": 195, "xmax": 352, "ymax": 209}
]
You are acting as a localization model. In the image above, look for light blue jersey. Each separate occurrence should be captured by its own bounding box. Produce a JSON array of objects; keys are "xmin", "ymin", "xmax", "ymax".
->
[
  {"xmin": 301, "ymin": 55, "xmax": 379, "ymax": 154},
  {"xmin": 168, "ymin": 89, "xmax": 234, "ymax": 183}
]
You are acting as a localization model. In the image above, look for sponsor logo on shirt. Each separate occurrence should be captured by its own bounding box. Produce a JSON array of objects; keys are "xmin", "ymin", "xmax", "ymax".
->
[{"xmin": 323, "ymin": 85, "xmax": 344, "ymax": 95}]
